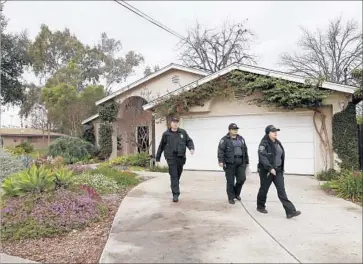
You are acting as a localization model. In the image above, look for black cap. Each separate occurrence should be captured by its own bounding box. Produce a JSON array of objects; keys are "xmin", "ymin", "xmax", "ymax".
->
[
  {"xmin": 265, "ymin": 125, "xmax": 280, "ymax": 134},
  {"xmin": 228, "ymin": 123, "xmax": 239, "ymax": 130},
  {"xmin": 170, "ymin": 117, "xmax": 179, "ymax": 122}
]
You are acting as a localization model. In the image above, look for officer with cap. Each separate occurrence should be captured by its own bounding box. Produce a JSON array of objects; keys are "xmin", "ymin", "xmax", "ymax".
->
[
  {"xmin": 218, "ymin": 123, "xmax": 249, "ymax": 204},
  {"xmin": 156, "ymin": 117, "xmax": 195, "ymax": 202},
  {"xmin": 257, "ymin": 125, "xmax": 301, "ymax": 219}
]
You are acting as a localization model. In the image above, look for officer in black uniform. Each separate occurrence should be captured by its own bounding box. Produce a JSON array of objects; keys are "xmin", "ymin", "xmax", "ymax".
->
[
  {"xmin": 257, "ymin": 125, "xmax": 301, "ymax": 219},
  {"xmin": 218, "ymin": 123, "xmax": 249, "ymax": 204},
  {"xmin": 155, "ymin": 117, "xmax": 195, "ymax": 202}
]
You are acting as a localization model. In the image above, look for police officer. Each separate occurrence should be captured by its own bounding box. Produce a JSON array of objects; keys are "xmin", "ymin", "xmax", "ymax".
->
[
  {"xmin": 257, "ymin": 125, "xmax": 301, "ymax": 219},
  {"xmin": 218, "ymin": 123, "xmax": 249, "ymax": 204},
  {"xmin": 155, "ymin": 117, "xmax": 195, "ymax": 202}
]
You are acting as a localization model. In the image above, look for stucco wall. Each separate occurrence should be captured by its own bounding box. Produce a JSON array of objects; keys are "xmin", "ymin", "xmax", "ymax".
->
[
  {"xmin": 2, "ymin": 136, "xmax": 58, "ymax": 149},
  {"xmin": 114, "ymin": 69, "xmax": 204, "ymax": 106},
  {"xmin": 154, "ymin": 91, "xmax": 351, "ymax": 174}
]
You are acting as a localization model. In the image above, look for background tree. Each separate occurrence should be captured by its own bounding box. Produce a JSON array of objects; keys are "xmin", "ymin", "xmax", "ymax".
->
[
  {"xmin": 143, "ymin": 65, "xmax": 160, "ymax": 76},
  {"xmin": 280, "ymin": 17, "xmax": 363, "ymax": 84},
  {"xmin": 97, "ymin": 32, "xmax": 144, "ymax": 94},
  {"xmin": 179, "ymin": 20, "xmax": 255, "ymax": 73},
  {"xmin": 1, "ymin": 12, "xmax": 31, "ymax": 105}
]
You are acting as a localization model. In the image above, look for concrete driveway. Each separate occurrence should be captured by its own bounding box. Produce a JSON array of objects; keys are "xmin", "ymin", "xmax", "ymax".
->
[{"xmin": 100, "ymin": 171, "xmax": 362, "ymax": 263}]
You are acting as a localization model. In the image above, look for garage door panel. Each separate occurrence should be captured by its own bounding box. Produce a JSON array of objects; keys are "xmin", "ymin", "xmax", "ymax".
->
[
  {"xmin": 283, "ymin": 143, "xmax": 314, "ymax": 159},
  {"xmin": 183, "ymin": 114, "xmax": 315, "ymax": 175}
]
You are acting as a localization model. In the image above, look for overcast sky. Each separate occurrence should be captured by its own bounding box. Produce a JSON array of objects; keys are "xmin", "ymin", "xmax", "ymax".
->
[{"xmin": 1, "ymin": 0, "xmax": 362, "ymax": 127}]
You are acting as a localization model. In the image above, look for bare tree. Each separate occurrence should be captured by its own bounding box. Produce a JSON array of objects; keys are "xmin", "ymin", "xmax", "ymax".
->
[
  {"xmin": 280, "ymin": 17, "xmax": 363, "ymax": 84},
  {"xmin": 179, "ymin": 20, "xmax": 255, "ymax": 73}
]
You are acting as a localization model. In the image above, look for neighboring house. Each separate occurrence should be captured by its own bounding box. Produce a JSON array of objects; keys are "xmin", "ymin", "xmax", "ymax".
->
[
  {"xmin": 0, "ymin": 128, "xmax": 64, "ymax": 149},
  {"xmin": 82, "ymin": 63, "xmax": 359, "ymax": 175}
]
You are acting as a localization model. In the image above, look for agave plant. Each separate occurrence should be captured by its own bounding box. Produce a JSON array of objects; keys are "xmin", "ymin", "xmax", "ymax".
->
[
  {"xmin": 1, "ymin": 165, "xmax": 54, "ymax": 197},
  {"xmin": 54, "ymin": 167, "xmax": 74, "ymax": 189}
]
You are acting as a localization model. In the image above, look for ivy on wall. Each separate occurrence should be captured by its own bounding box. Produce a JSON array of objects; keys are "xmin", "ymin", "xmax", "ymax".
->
[
  {"xmin": 153, "ymin": 70, "xmax": 329, "ymax": 118},
  {"xmin": 332, "ymin": 103, "xmax": 359, "ymax": 169},
  {"xmin": 98, "ymin": 100, "xmax": 119, "ymax": 159}
]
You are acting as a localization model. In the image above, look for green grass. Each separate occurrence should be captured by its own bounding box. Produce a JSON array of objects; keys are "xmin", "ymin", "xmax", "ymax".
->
[
  {"xmin": 149, "ymin": 165, "xmax": 169, "ymax": 173},
  {"xmin": 90, "ymin": 167, "xmax": 139, "ymax": 186}
]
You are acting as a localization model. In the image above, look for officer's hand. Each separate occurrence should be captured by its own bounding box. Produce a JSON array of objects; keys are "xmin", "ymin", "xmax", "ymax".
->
[
  {"xmin": 190, "ymin": 149, "xmax": 195, "ymax": 155},
  {"xmin": 219, "ymin": 163, "xmax": 224, "ymax": 167},
  {"xmin": 270, "ymin": 168, "xmax": 276, "ymax": 175}
]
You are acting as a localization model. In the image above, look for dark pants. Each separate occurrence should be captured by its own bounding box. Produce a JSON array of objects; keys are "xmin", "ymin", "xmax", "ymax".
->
[
  {"xmin": 167, "ymin": 157, "xmax": 185, "ymax": 196},
  {"xmin": 224, "ymin": 158, "xmax": 247, "ymax": 200},
  {"xmin": 257, "ymin": 167, "xmax": 296, "ymax": 214}
]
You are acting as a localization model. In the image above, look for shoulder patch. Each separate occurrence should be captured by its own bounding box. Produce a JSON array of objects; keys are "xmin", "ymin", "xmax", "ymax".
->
[
  {"xmin": 259, "ymin": 145, "xmax": 265, "ymax": 152},
  {"xmin": 219, "ymin": 139, "xmax": 224, "ymax": 145}
]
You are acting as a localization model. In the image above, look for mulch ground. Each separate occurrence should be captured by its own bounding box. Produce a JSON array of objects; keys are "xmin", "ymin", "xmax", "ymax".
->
[{"xmin": 0, "ymin": 186, "xmax": 134, "ymax": 263}]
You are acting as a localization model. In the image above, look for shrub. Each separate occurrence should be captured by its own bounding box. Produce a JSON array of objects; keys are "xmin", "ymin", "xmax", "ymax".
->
[
  {"xmin": 54, "ymin": 167, "xmax": 75, "ymax": 189},
  {"xmin": 149, "ymin": 165, "xmax": 169, "ymax": 173},
  {"xmin": 73, "ymin": 173, "xmax": 119, "ymax": 194},
  {"xmin": 128, "ymin": 152, "xmax": 150, "ymax": 167},
  {"xmin": 1, "ymin": 189, "xmax": 107, "ymax": 240},
  {"xmin": 329, "ymin": 169, "xmax": 363, "ymax": 202},
  {"xmin": 0, "ymin": 149, "xmax": 26, "ymax": 183},
  {"xmin": 67, "ymin": 164, "xmax": 93, "ymax": 175},
  {"xmin": 16, "ymin": 141, "xmax": 34, "ymax": 154},
  {"xmin": 1, "ymin": 165, "xmax": 54, "ymax": 197},
  {"xmin": 316, "ymin": 169, "xmax": 339, "ymax": 181},
  {"xmin": 48, "ymin": 136, "xmax": 96, "ymax": 164},
  {"xmin": 90, "ymin": 167, "xmax": 139, "ymax": 186},
  {"xmin": 107, "ymin": 152, "xmax": 151, "ymax": 167},
  {"xmin": 99, "ymin": 123, "xmax": 113, "ymax": 159},
  {"xmin": 18, "ymin": 155, "xmax": 33, "ymax": 168},
  {"xmin": 52, "ymin": 156, "xmax": 65, "ymax": 169}
]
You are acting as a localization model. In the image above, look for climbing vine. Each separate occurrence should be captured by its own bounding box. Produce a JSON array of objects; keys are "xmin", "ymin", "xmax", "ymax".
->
[
  {"xmin": 98, "ymin": 100, "xmax": 119, "ymax": 159},
  {"xmin": 332, "ymin": 103, "xmax": 359, "ymax": 170},
  {"xmin": 153, "ymin": 71, "xmax": 329, "ymax": 118}
]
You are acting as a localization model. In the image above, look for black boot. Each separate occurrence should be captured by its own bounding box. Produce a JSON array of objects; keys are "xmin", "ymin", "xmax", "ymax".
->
[
  {"xmin": 229, "ymin": 199, "xmax": 235, "ymax": 204},
  {"xmin": 235, "ymin": 196, "xmax": 241, "ymax": 201},
  {"xmin": 257, "ymin": 208, "xmax": 268, "ymax": 214},
  {"xmin": 173, "ymin": 195, "xmax": 179, "ymax": 203},
  {"xmin": 287, "ymin": 210, "xmax": 301, "ymax": 219}
]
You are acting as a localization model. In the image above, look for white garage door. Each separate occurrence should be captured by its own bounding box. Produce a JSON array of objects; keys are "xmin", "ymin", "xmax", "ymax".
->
[{"xmin": 183, "ymin": 114, "xmax": 315, "ymax": 175}]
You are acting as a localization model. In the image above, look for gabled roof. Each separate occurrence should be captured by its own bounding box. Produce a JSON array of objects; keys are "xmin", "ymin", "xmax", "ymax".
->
[
  {"xmin": 143, "ymin": 63, "xmax": 358, "ymax": 111},
  {"xmin": 95, "ymin": 63, "xmax": 208, "ymax": 106},
  {"xmin": 81, "ymin": 114, "xmax": 99, "ymax": 125}
]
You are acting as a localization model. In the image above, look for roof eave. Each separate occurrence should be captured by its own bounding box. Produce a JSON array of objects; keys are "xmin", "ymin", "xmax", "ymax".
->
[{"xmin": 95, "ymin": 64, "xmax": 208, "ymax": 106}]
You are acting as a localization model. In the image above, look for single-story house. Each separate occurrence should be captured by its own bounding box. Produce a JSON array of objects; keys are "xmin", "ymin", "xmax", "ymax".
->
[
  {"xmin": 0, "ymin": 128, "xmax": 64, "ymax": 149},
  {"xmin": 82, "ymin": 63, "xmax": 359, "ymax": 175}
]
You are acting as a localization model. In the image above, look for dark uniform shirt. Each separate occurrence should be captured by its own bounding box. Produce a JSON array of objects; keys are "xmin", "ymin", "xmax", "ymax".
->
[
  {"xmin": 274, "ymin": 141, "xmax": 283, "ymax": 167},
  {"xmin": 232, "ymin": 138, "xmax": 243, "ymax": 156},
  {"xmin": 170, "ymin": 131, "xmax": 179, "ymax": 154}
]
